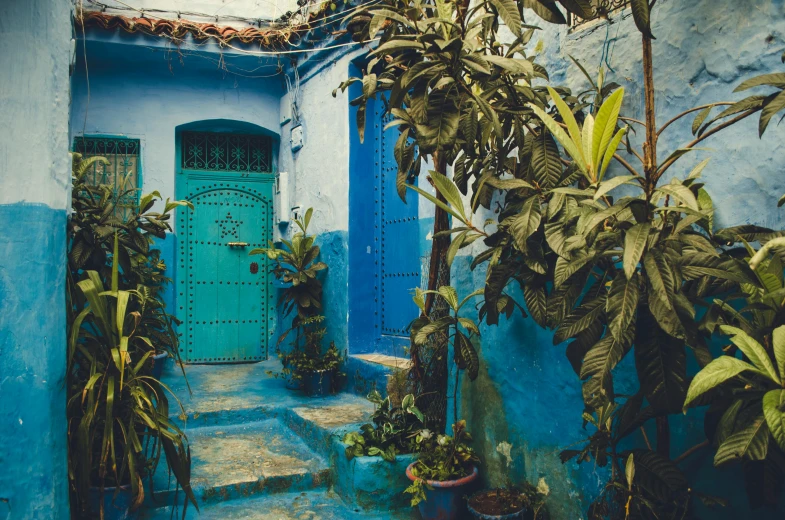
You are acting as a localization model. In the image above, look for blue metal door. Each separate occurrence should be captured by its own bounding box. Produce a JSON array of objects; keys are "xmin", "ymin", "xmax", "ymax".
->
[
  {"xmin": 376, "ymin": 108, "xmax": 420, "ymax": 344},
  {"xmin": 175, "ymin": 131, "xmax": 275, "ymax": 364}
]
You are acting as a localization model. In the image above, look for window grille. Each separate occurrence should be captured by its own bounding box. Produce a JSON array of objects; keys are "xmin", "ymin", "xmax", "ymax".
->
[
  {"xmin": 568, "ymin": 0, "xmax": 630, "ymax": 29},
  {"xmin": 73, "ymin": 136, "xmax": 141, "ymax": 220},
  {"xmin": 181, "ymin": 131, "xmax": 273, "ymax": 173}
]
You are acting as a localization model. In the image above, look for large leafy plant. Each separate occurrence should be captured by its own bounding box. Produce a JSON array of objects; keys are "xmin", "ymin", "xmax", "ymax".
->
[
  {"xmin": 343, "ymin": 391, "xmax": 425, "ymax": 462},
  {"xmin": 67, "ymin": 155, "xmax": 196, "ymax": 517},
  {"xmin": 67, "ymin": 239, "xmax": 197, "ymax": 518},
  {"xmin": 338, "ymin": 0, "xmax": 785, "ymax": 516}
]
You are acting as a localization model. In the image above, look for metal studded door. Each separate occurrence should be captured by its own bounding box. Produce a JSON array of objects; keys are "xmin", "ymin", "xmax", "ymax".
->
[
  {"xmin": 176, "ymin": 131, "xmax": 275, "ymax": 364},
  {"xmin": 179, "ymin": 176, "xmax": 273, "ymax": 363},
  {"xmin": 375, "ymin": 107, "xmax": 420, "ymax": 342}
]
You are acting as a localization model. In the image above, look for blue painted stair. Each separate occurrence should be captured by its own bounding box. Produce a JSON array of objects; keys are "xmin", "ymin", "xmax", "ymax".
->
[{"xmin": 141, "ymin": 361, "xmax": 417, "ymax": 519}]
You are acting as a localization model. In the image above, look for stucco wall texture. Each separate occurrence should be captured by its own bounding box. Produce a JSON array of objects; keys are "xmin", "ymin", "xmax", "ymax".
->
[{"xmin": 0, "ymin": 0, "xmax": 73, "ymax": 518}]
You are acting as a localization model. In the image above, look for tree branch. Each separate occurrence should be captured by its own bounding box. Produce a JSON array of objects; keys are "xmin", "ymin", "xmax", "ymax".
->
[
  {"xmin": 656, "ymin": 102, "xmax": 734, "ymax": 137},
  {"xmin": 655, "ymin": 109, "xmax": 757, "ymax": 180},
  {"xmin": 673, "ymin": 440, "xmax": 709, "ymax": 464}
]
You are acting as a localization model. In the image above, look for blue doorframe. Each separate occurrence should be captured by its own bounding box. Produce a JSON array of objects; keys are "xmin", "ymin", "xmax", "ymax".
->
[{"xmin": 348, "ymin": 63, "xmax": 421, "ymax": 357}]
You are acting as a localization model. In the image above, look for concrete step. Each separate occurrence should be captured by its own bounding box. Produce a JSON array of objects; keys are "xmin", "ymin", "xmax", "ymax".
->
[
  {"xmin": 148, "ymin": 419, "xmax": 330, "ymax": 508},
  {"xmin": 141, "ymin": 489, "xmax": 417, "ymax": 519}
]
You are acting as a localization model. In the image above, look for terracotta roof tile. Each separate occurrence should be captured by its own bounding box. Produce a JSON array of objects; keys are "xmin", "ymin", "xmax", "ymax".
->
[{"xmin": 76, "ymin": 11, "xmax": 305, "ymax": 47}]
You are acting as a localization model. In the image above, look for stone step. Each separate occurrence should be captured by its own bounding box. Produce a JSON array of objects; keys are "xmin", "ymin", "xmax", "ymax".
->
[
  {"xmin": 147, "ymin": 419, "xmax": 330, "ymax": 509},
  {"xmin": 141, "ymin": 489, "xmax": 417, "ymax": 519}
]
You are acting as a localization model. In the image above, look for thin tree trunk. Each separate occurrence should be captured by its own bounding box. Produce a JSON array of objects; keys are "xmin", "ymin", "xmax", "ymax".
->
[
  {"xmin": 641, "ymin": 32, "xmax": 671, "ymax": 459},
  {"xmin": 424, "ymin": 150, "xmax": 450, "ymax": 315}
]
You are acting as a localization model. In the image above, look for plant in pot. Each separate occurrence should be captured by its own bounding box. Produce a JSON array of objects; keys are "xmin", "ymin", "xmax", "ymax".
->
[
  {"xmin": 287, "ymin": 334, "xmax": 345, "ymax": 396},
  {"xmin": 343, "ymin": 391, "xmax": 425, "ymax": 462},
  {"xmin": 250, "ymin": 207, "xmax": 331, "ymax": 392},
  {"xmin": 467, "ymin": 442, "xmax": 550, "ymax": 520},
  {"xmin": 67, "ymin": 239, "xmax": 197, "ymax": 519},
  {"xmin": 405, "ymin": 419, "xmax": 480, "ymax": 520},
  {"xmin": 67, "ymin": 154, "xmax": 196, "ymax": 519}
]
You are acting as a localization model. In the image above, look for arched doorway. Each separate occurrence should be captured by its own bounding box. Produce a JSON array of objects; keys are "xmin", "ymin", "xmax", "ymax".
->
[{"xmin": 175, "ymin": 121, "xmax": 277, "ymax": 363}]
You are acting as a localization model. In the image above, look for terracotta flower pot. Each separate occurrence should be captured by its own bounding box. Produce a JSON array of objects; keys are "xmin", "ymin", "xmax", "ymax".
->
[{"xmin": 406, "ymin": 462, "xmax": 479, "ymax": 520}]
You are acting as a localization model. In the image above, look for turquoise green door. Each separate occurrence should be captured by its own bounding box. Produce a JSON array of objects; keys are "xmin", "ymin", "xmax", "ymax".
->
[{"xmin": 177, "ymin": 174, "xmax": 274, "ymax": 363}]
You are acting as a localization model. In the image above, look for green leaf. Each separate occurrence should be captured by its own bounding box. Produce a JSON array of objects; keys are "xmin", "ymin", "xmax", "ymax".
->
[
  {"xmin": 598, "ymin": 127, "xmax": 628, "ymax": 182},
  {"xmin": 636, "ymin": 310, "xmax": 687, "ymax": 414},
  {"xmin": 438, "ymin": 285, "xmax": 459, "ymax": 310},
  {"xmin": 531, "ymin": 129, "xmax": 562, "ymax": 190},
  {"xmin": 735, "ymin": 73, "xmax": 785, "ymax": 92},
  {"xmin": 764, "ymin": 389, "xmax": 785, "ymax": 452},
  {"xmin": 655, "ymin": 182, "xmax": 700, "ymax": 211},
  {"xmin": 775, "ymin": 326, "xmax": 785, "ymax": 382},
  {"xmin": 523, "ymin": 283, "xmax": 547, "ymax": 327},
  {"xmin": 692, "ymin": 106, "xmax": 713, "ymax": 135},
  {"xmin": 720, "ymin": 325, "xmax": 781, "ymax": 384},
  {"xmin": 594, "ymin": 175, "xmax": 637, "ymax": 200},
  {"xmin": 592, "ymin": 88, "xmax": 625, "ymax": 171},
  {"xmin": 623, "ymin": 223, "xmax": 650, "ymax": 279},
  {"xmin": 523, "ymin": 0, "xmax": 567, "ymax": 24},
  {"xmin": 371, "ymin": 39, "xmax": 424, "ymax": 56},
  {"xmin": 759, "ymin": 89, "xmax": 785, "ymax": 137},
  {"xmin": 455, "ymin": 331, "xmax": 479, "ymax": 380},
  {"xmin": 484, "ymin": 55, "xmax": 533, "ymax": 75},
  {"xmin": 547, "ymin": 86, "xmax": 583, "ymax": 162},
  {"xmin": 607, "ymin": 273, "xmax": 640, "ymax": 343},
  {"xmin": 714, "ymin": 413, "xmax": 770, "ymax": 466},
  {"xmin": 446, "ymin": 230, "xmax": 467, "ymax": 267},
  {"xmin": 628, "ymin": 450, "xmax": 687, "ymax": 502},
  {"xmin": 407, "ymin": 184, "xmax": 466, "ymax": 225},
  {"xmin": 629, "ymin": 0, "xmax": 654, "ymax": 38},
  {"xmin": 484, "ymin": 177, "xmax": 535, "ymax": 191},
  {"xmin": 507, "ymin": 197, "xmax": 542, "ymax": 252},
  {"xmin": 528, "ymin": 103, "xmax": 587, "ymax": 174},
  {"xmin": 490, "ymin": 0, "xmax": 523, "ymax": 37},
  {"xmin": 553, "ymin": 295, "xmax": 606, "ymax": 344},
  {"xmin": 625, "ymin": 453, "xmax": 635, "ymax": 490},
  {"xmin": 684, "ymin": 356, "xmax": 764, "ymax": 409}
]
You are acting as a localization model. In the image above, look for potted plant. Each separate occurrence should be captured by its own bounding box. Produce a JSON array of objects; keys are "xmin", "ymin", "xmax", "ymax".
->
[
  {"xmin": 67, "ymin": 242, "xmax": 197, "ymax": 519},
  {"xmin": 287, "ymin": 337, "xmax": 344, "ymax": 397},
  {"xmin": 250, "ymin": 208, "xmax": 333, "ymax": 394},
  {"xmin": 67, "ymin": 154, "xmax": 196, "ymax": 519},
  {"xmin": 343, "ymin": 391, "xmax": 425, "ymax": 461},
  {"xmin": 405, "ymin": 420, "xmax": 480, "ymax": 520}
]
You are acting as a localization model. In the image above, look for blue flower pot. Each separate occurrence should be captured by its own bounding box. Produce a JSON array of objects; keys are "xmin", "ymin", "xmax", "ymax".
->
[
  {"xmin": 302, "ymin": 369, "xmax": 333, "ymax": 396},
  {"xmin": 467, "ymin": 490, "xmax": 526, "ymax": 519},
  {"xmin": 88, "ymin": 485, "xmax": 138, "ymax": 520},
  {"xmin": 406, "ymin": 463, "xmax": 479, "ymax": 520}
]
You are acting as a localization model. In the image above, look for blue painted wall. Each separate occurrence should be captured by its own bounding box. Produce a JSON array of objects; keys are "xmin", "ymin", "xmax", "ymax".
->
[
  {"xmin": 0, "ymin": 1, "xmax": 72, "ymax": 517},
  {"xmin": 445, "ymin": 2, "xmax": 785, "ymax": 519}
]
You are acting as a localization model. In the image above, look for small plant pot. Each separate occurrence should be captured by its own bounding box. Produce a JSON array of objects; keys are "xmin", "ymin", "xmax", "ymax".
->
[
  {"xmin": 467, "ymin": 489, "xmax": 526, "ymax": 520},
  {"xmin": 302, "ymin": 369, "xmax": 334, "ymax": 396},
  {"xmin": 406, "ymin": 462, "xmax": 479, "ymax": 520},
  {"xmin": 150, "ymin": 351, "xmax": 168, "ymax": 380},
  {"xmin": 88, "ymin": 485, "xmax": 138, "ymax": 520}
]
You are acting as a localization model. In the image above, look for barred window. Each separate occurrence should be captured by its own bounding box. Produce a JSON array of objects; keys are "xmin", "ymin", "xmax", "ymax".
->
[
  {"xmin": 181, "ymin": 131, "xmax": 273, "ymax": 173},
  {"xmin": 568, "ymin": 1, "xmax": 630, "ymax": 29},
  {"xmin": 73, "ymin": 136, "xmax": 141, "ymax": 220}
]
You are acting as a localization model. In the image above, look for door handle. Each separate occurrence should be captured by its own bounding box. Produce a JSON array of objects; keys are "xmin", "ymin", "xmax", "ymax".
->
[{"xmin": 227, "ymin": 242, "xmax": 249, "ymax": 247}]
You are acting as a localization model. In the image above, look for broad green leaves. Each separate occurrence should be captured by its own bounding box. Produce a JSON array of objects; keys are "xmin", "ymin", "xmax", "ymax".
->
[
  {"xmin": 529, "ymin": 87, "xmax": 626, "ymax": 182},
  {"xmin": 683, "ymin": 356, "xmax": 766, "ymax": 409},
  {"xmin": 623, "ymin": 223, "xmax": 650, "ymax": 279}
]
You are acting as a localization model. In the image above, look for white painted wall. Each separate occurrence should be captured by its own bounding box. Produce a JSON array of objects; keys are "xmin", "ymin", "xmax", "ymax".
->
[{"xmin": 0, "ymin": 0, "xmax": 73, "ymax": 209}]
